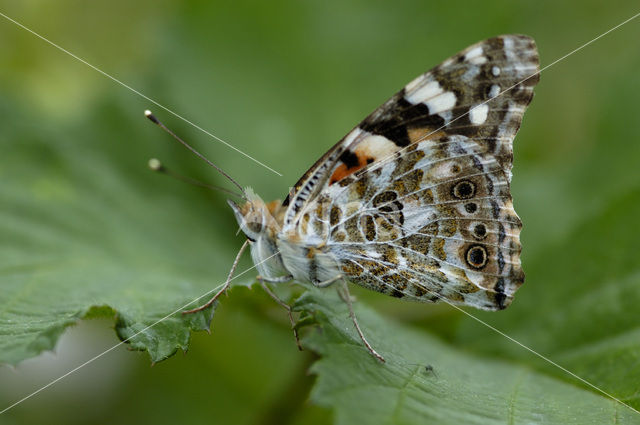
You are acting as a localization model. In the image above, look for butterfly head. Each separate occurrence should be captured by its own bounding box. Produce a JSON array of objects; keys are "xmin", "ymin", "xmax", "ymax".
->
[{"xmin": 228, "ymin": 187, "xmax": 284, "ymax": 243}]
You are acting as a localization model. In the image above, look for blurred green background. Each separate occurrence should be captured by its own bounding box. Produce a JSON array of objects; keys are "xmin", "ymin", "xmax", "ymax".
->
[{"xmin": 1, "ymin": 1, "xmax": 639, "ymax": 424}]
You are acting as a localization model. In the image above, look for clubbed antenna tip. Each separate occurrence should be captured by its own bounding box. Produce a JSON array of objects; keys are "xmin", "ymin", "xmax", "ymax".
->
[
  {"xmin": 148, "ymin": 158, "xmax": 163, "ymax": 172},
  {"xmin": 143, "ymin": 109, "xmax": 246, "ymax": 199},
  {"xmin": 144, "ymin": 110, "xmax": 160, "ymax": 125}
]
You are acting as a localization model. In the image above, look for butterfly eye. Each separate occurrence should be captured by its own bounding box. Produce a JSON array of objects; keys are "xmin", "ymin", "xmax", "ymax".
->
[
  {"xmin": 451, "ymin": 180, "xmax": 475, "ymax": 199},
  {"xmin": 246, "ymin": 222, "xmax": 263, "ymax": 233},
  {"xmin": 466, "ymin": 245, "xmax": 488, "ymax": 269}
]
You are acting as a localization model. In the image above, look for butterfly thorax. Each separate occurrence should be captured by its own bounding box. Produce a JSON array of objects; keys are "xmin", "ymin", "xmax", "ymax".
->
[
  {"xmin": 227, "ymin": 189, "xmax": 287, "ymax": 279},
  {"xmin": 229, "ymin": 188, "xmax": 341, "ymax": 284}
]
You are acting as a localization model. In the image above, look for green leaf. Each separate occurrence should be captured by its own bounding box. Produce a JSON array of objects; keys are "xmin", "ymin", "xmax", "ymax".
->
[
  {"xmin": 2, "ymin": 75, "xmax": 639, "ymax": 424},
  {"xmin": 298, "ymin": 289, "xmax": 639, "ymax": 425},
  {"xmin": 0, "ymin": 97, "xmax": 252, "ymax": 364},
  {"xmin": 1, "ymin": 4, "xmax": 639, "ymax": 423}
]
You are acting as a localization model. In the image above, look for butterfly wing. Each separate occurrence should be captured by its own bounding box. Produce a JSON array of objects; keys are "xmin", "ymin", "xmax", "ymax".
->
[
  {"xmin": 324, "ymin": 135, "xmax": 524, "ymax": 310},
  {"xmin": 282, "ymin": 34, "xmax": 539, "ymax": 234},
  {"xmin": 284, "ymin": 34, "xmax": 539, "ymax": 310}
]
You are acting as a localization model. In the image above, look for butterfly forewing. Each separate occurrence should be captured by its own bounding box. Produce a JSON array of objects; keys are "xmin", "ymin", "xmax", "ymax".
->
[
  {"xmin": 283, "ymin": 34, "xmax": 539, "ymax": 310},
  {"xmin": 282, "ymin": 34, "xmax": 538, "ymax": 232}
]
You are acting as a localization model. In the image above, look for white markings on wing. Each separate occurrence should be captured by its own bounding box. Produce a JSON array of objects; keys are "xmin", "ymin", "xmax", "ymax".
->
[
  {"xmin": 488, "ymin": 84, "xmax": 501, "ymax": 99},
  {"xmin": 405, "ymin": 80, "xmax": 443, "ymax": 104},
  {"xmin": 469, "ymin": 104, "xmax": 489, "ymax": 125},
  {"xmin": 404, "ymin": 79, "xmax": 457, "ymax": 115},
  {"xmin": 356, "ymin": 134, "xmax": 399, "ymax": 158},
  {"xmin": 425, "ymin": 92, "xmax": 457, "ymax": 114},
  {"xmin": 464, "ymin": 46, "xmax": 487, "ymax": 65}
]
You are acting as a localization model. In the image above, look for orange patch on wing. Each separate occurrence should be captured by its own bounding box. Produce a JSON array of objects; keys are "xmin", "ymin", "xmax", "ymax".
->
[{"xmin": 329, "ymin": 151, "xmax": 373, "ymax": 185}]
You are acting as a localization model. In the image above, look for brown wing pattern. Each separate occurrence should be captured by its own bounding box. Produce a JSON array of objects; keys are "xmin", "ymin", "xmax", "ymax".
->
[
  {"xmin": 282, "ymin": 34, "xmax": 539, "ymax": 234},
  {"xmin": 323, "ymin": 136, "xmax": 524, "ymax": 310},
  {"xmin": 287, "ymin": 35, "xmax": 539, "ymax": 310}
]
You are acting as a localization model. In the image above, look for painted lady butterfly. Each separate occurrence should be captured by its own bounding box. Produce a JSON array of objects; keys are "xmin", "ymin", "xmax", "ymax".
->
[{"xmin": 180, "ymin": 34, "xmax": 540, "ymax": 362}]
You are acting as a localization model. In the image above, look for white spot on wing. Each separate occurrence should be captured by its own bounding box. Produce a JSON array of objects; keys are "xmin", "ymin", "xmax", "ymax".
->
[
  {"xmin": 489, "ymin": 84, "xmax": 500, "ymax": 98},
  {"xmin": 465, "ymin": 46, "xmax": 487, "ymax": 65},
  {"xmin": 465, "ymin": 46, "xmax": 483, "ymax": 60},
  {"xmin": 469, "ymin": 104, "xmax": 489, "ymax": 125},
  {"xmin": 405, "ymin": 80, "xmax": 443, "ymax": 104},
  {"xmin": 431, "ymin": 160, "xmax": 458, "ymax": 178},
  {"xmin": 441, "ymin": 58, "xmax": 455, "ymax": 67},
  {"xmin": 425, "ymin": 92, "xmax": 456, "ymax": 114},
  {"xmin": 355, "ymin": 134, "xmax": 398, "ymax": 158},
  {"xmin": 342, "ymin": 128, "xmax": 361, "ymax": 146},
  {"xmin": 492, "ymin": 66, "xmax": 501, "ymax": 76},
  {"xmin": 503, "ymin": 37, "xmax": 516, "ymax": 63}
]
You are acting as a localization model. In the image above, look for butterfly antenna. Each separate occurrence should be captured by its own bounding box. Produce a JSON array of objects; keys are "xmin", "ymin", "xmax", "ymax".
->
[
  {"xmin": 145, "ymin": 110, "xmax": 246, "ymax": 199},
  {"xmin": 148, "ymin": 158, "xmax": 244, "ymax": 199}
]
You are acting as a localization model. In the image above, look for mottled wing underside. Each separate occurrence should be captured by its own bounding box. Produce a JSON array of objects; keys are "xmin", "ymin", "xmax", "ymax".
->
[
  {"xmin": 326, "ymin": 136, "xmax": 523, "ymax": 310},
  {"xmin": 285, "ymin": 34, "xmax": 539, "ymax": 310},
  {"xmin": 282, "ymin": 35, "xmax": 539, "ymax": 232}
]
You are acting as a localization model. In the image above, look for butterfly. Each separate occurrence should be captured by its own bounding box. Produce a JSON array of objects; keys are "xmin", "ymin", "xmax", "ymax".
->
[{"xmin": 173, "ymin": 34, "xmax": 540, "ymax": 363}]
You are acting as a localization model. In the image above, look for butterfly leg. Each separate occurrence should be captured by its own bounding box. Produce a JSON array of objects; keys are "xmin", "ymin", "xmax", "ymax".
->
[
  {"xmin": 258, "ymin": 275, "xmax": 303, "ymax": 351},
  {"xmin": 311, "ymin": 275, "xmax": 383, "ymax": 361},
  {"xmin": 312, "ymin": 274, "xmax": 342, "ymax": 288},
  {"xmin": 336, "ymin": 279, "xmax": 385, "ymax": 363},
  {"xmin": 183, "ymin": 239, "xmax": 250, "ymax": 315}
]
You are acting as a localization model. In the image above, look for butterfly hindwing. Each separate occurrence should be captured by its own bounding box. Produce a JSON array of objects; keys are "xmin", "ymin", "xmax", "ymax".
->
[{"xmin": 323, "ymin": 136, "xmax": 524, "ymax": 310}]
